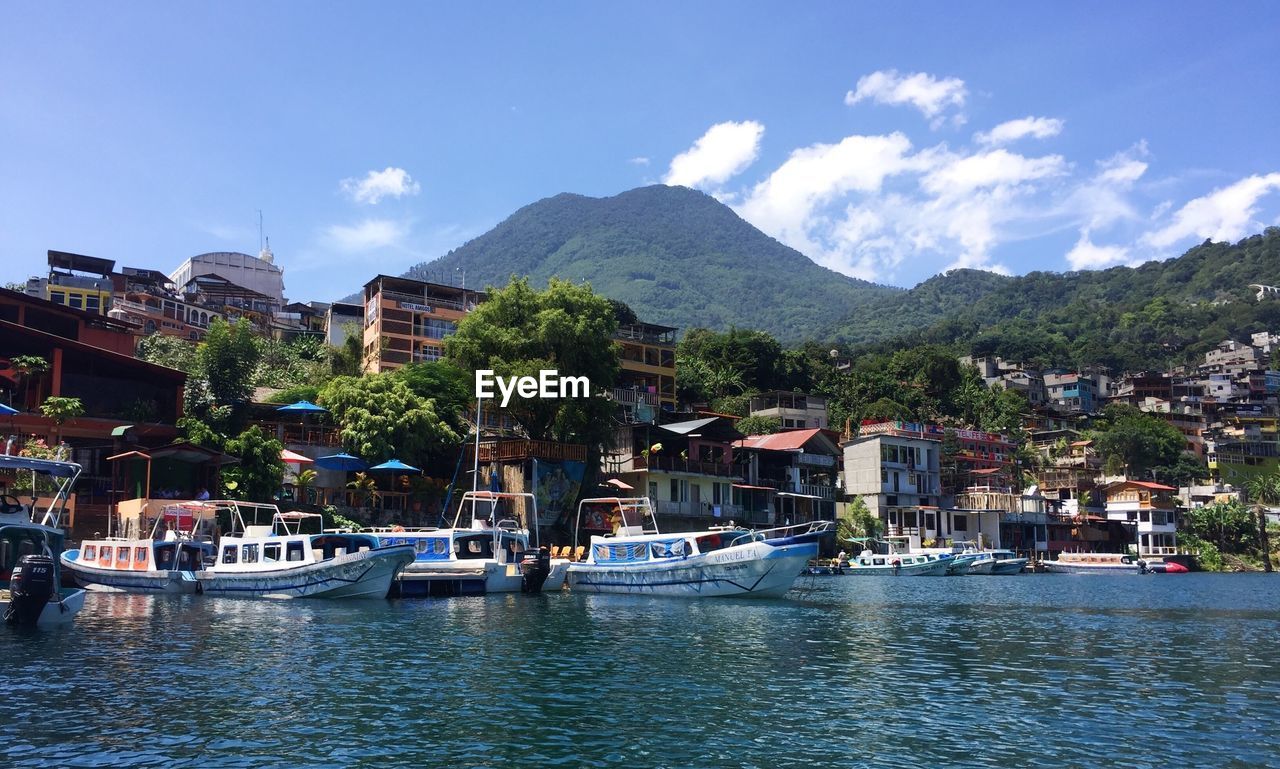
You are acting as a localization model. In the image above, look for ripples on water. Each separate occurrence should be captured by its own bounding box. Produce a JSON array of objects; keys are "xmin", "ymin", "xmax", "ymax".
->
[{"xmin": 2, "ymin": 574, "xmax": 1278, "ymax": 768}]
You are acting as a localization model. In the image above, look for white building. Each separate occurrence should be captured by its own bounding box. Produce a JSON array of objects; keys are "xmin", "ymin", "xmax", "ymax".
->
[{"xmin": 169, "ymin": 248, "xmax": 285, "ymax": 308}]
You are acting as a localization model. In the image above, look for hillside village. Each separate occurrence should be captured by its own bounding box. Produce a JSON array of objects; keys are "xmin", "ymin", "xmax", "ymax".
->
[{"xmin": 3, "ymin": 235, "xmax": 1279, "ymax": 571}]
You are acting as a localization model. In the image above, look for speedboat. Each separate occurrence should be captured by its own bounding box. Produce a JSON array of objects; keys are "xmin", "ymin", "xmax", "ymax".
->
[
  {"xmin": 62, "ymin": 502, "xmax": 215, "ymax": 593},
  {"xmin": 565, "ymin": 497, "xmax": 833, "ymax": 598},
  {"xmin": 1043, "ymin": 552, "xmax": 1141, "ymax": 574},
  {"xmin": 985, "ymin": 549, "xmax": 1029, "ymax": 575},
  {"xmin": 197, "ymin": 502, "xmax": 414, "ymax": 599},
  {"xmin": 843, "ymin": 549, "xmax": 951, "ymax": 576},
  {"xmin": 371, "ymin": 491, "xmax": 568, "ymax": 597},
  {"xmin": 0, "ymin": 455, "xmax": 87, "ymax": 627}
]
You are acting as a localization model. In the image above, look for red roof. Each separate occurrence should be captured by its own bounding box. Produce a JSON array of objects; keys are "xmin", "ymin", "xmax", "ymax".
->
[
  {"xmin": 735, "ymin": 428, "xmax": 833, "ymax": 452},
  {"xmin": 1110, "ymin": 480, "xmax": 1176, "ymax": 491}
]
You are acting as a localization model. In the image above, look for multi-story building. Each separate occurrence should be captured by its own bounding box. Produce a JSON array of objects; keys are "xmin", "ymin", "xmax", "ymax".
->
[
  {"xmin": 613, "ymin": 322, "xmax": 677, "ymax": 413},
  {"xmin": 734, "ymin": 428, "xmax": 841, "ymax": 525},
  {"xmin": 604, "ymin": 416, "xmax": 743, "ymax": 531},
  {"xmin": 325, "ymin": 302, "xmax": 364, "ymax": 347},
  {"xmin": 107, "ymin": 267, "xmax": 223, "ymax": 341},
  {"xmin": 1200, "ymin": 339, "xmax": 1262, "ymax": 374},
  {"xmin": 360, "ymin": 275, "xmax": 484, "ymax": 373},
  {"xmin": 842, "ymin": 421, "xmax": 945, "ymax": 550},
  {"xmin": 748, "ymin": 391, "xmax": 829, "ymax": 429},
  {"xmin": 1044, "ymin": 371, "xmax": 1102, "ymax": 413},
  {"xmin": 26, "ymin": 250, "xmax": 116, "ymax": 316},
  {"xmin": 169, "ymin": 248, "xmax": 286, "ymax": 311},
  {"xmin": 1103, "ymin": 480, "xmax": 1179, "ymax": 556}
]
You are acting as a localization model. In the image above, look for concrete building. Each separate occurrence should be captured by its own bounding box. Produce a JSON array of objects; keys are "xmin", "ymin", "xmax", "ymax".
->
[
  {"xmin": 734, "ymin": 428, "xmax": 841, "ymax": 525},
  {"xmin": 1103, "ymin": 480, "xmax": 1179, "ymax": 557},
  {"xmin": 360, "ymin": 275, "xmax": 483, "ymax": 373},
  {"xmin": 748, "ymin": 391, "xmax": 829, "ymax": 429},
  {"xmin": 26, "ymin": 250, "xmax": 116, "ymax": 316},
  {"xmin": 842, "ymin": 421, "xmax": 944, "ymax": 550},
  {"xmin": 613, "ymin": 322, "xmax": 677, "ymax": 413},
  {"xmin": 325, "ymin": 302, "xmax": 364, "ymax": 347},
  {"xmin": 169, "ymin": 249, "xmax": 286, "ymax": 310}
]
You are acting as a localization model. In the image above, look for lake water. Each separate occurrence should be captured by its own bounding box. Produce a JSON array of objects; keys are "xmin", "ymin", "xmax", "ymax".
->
[{"xmin": 3, "ymin": 574, "xmax": 1279, "ymax": 768}]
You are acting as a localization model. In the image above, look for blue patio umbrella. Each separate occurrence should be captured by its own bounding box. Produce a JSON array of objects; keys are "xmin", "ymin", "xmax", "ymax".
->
[
  {"xmin": 0, "ymin": 403, "xmax": 17, "ymax": 416},
  {"xmin": 369, "ymin": 459, "xmax": 420, "ymax": 473},
  {"xmin": 276, "ymin": 400, "xmax": 328, "ymax": 413},
  {"xmin": 314, "ymin": 453, "xmax": 368, "ymax": 471}
]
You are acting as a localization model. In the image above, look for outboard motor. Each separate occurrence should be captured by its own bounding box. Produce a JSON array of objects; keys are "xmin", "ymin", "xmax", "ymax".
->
[
  {"xmin": 5, "ymin": 554, "xmax": 57, "ymax": 626},
  {"xmin": 520, "ymin": 546, "xmax": 552, "ymax": 594}
]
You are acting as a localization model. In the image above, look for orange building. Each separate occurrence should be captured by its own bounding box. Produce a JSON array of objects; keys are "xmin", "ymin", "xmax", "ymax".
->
[{"xmin": 360, "ymin": 275, "xmax": 484, "ymax": 373}]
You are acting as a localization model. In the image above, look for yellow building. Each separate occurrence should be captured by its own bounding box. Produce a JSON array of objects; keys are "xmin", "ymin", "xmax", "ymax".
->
[
  {"xmin": 361, "ymin": 275, "xmax": 484, "ymax": 373},
  {"xmin": 31, "ymin": 250, "xmax": 115, "ymax": 316},
  {"xmin": 614, "ymin": 322, "xmax": 677, "ymax": 411}
]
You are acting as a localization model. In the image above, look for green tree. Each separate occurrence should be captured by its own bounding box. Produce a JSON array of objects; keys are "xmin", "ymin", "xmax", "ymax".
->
[
  {"xmin": 222, "ymin": 426, "xmax": 285, "ymax": 502},
  {"xmin": 394, "ymin": 360, "xmax": 473, "ymax": 434},
  {"xmin": 1093, "ymin": 404, "xmax": 1184, "ymax": 477},
  {"xmin": 1182, "ymin": 500, "xmax": 1258, "ymax": 558},
  {"xmin": 329, "ymin": 324, "xmax": 365, "ymax": 376},
  {"xmin": 1242, "ymin": 474, "xmax": 1276, "ymax": 572},
  {"xmin": 11, "ymin": 355, "xmax": 50, "ymax": 410},
  {"xmin": 135, "ymin": 334, "xmax": 200, "ymax": 374},
  {"xmin": 444, "ymin": 277, "xmax": 620, "ymax": 447},
  {"xmin": 318, "ymin": 373, "xmax": 458, "ymax": 464},
  {"xmin": 838, "ymin": 496, "xmax": 882, "ymax": 548},
  {"xmin": 735, "ymin": 416, "xmax": 780, "ymax": 436},
  {"xmin": 40, "ymin": 396, "xmax": 84, "ymax": 445},
  {"xmin": 197, "ymin": 318, "xmax": 261, "ymax": 422}
]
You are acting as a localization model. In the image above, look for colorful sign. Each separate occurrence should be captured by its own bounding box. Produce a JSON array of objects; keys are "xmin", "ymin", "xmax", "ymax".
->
[{"xmin": 534, "ymin": 459, "xmax": 585, "ymax": 526}]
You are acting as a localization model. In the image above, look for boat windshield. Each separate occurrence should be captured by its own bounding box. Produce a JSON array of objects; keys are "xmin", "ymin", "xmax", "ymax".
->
[{"xmin": 695, "ymin": 530, "xmax": 753, "ymax": 553}]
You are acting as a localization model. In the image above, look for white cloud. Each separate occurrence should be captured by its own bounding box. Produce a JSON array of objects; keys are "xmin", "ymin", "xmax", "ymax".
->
[
  {"xmin": 921, "ymin": 149, "xmax": 1067, "ymax": 195},
  {"xmin": 1143, "ymin": 173, "xmax": 1280, "ymax": 249},
  {"xmin": 628, "ymin": 156, "xmax": 651, "ymax": 166},
  {"xmin": 974, "ymin": 116, "xmax": 1064, "ymax": 146},
  {"xmin": 323, "ymin": 218, "xmax": 410, "ymax": 251},
  {"xmin": 845, "ymin": 70, "xmax": 967, "ymax": 126},
  {"xmin": 340, "ymin": 167, "xmax": 421, "ymax": 205},
  {"xmin": 1066, "ymin": 231, "xmax": 1129, "ymax": 270},
  {"xmin": 664, "ymin": 120, "xmax": 764, "ymax": 189},
  {"xmin": 1060, "ymin": 143, "xmax": 1149, "ymax": 231}
]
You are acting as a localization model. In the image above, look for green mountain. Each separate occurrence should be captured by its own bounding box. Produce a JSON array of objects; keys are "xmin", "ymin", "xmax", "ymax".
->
[
  {"xmin": 837, "ymin": 229, "xmax": 1280, "ymax": 373},
  {"xmin": 403, "ymin": 185, "xmax": 898, "ymax": 342}
]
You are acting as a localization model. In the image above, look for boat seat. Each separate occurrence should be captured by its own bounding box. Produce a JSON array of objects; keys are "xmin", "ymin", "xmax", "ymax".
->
[{"xmin": 573, "ymin": 545, "xmax": 586, "ymax": 561}]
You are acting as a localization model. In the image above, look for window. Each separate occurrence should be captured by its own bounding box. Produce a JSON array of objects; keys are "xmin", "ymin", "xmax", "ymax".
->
[
  {"xmin": 68, "ymin": 294, "xmax": 83, "ymax": 309},
  {"xmin": 881, "ymin": 469, "xmax": 888, "ymax": 483},
  {"xmin": 115, "ymin": 547, "xmax": 128, "ymax": 562},
  {"xmin": 50, "ymin": 290, "xmax": 66, "ymax": 305},
  {"xmin": 86, "ymin": 295, "xmax": 100, "ymax": 313},
  {"xmin": 263, "ymin": 544, "xmax": 281, "ymax": 562},
  {"xmin": 135, "ymin": 547, "xmax": 148, "ymax": 563},
  {"xmin": 83, "ymin": 545, "xmax": 96, "ymax": 560},
  {"xmin": 221, "ymin": 546, "xmax": 238, "ymax": 564},
  {"xmin": 287, "ymin": 542, "xmax": 305, "ymax": 561},
  {"xmin": 242, "ymin": 544, "xmax": 259, "ymax": 564},
  {"xmin": 954, "ymin": 516, "xmax": 968, "ymax": 532}
]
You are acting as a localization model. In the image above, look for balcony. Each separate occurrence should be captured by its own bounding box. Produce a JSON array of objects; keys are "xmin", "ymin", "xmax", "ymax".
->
[
  {"xmin": 464, "ymin": 439, "xmax": 588, "ymax": 463},
  {"xmin": 381, "ymin": 290, "xmax": 467, "ymax": 313},
  {"xmin": 654, "ymin": 500, "xmax": 741, "ymax": 519},
  {"xmin": 637, "ymin": 455, "xmax": 740, "ymax": 478},
  {"xmin": 609, "ymin": 387, "xmax": 659, "ymax": 407},
  {"xmin": 784, "ymin": 482, "xmax": 836, "ymax": 500}
]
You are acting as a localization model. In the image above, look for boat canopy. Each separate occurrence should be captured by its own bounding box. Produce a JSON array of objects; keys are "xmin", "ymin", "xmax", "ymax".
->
[{"xmin": 0, "ymin": 455, "xmax": 82, "ymax": 477}]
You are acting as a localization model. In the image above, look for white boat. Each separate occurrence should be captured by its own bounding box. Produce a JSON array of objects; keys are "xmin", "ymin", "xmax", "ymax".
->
[
  {"xmin": 843, "ymin": 549, "xmax": 952, "ymax": 576},
  {"xmin": 1043, "ymin": 552, "xmax": 1141, "ymax": 574},
  {"xmin": 62, "ymin": 502, "xmax": 215, "ymax": 593},
  {"xmin": 566, "ymin": 497, "xmax": 832, "ymax": 598},
  {"xmin": 985, "ymin": 549, "xmax": 1029, "ymax": 575},
  {"xmin": 197, "ymin": 503, "xmax": 414, "ymax": 599},
  {"xmin": 370, "ymin": 491, "xmax": 568, "ymax": 597},
  {"xmin": 0, "ymin": 455, "xmax": 88, "ymax": 627},
  {"xmin": 966, "ymin": 554, "xmax": 997, "ymax": 575}
]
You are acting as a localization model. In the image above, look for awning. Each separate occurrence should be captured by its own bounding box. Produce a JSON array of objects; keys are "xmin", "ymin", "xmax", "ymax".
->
[
  {"xmin": 777, "ymin": 491, "xmax": 821, "ymax": 499},
  {"xmin": 732, "ymin": 483, "xmax": 775, "ymax": 491},
  {"xmin": 604, "ymin": 478, "xmax": 634, "ymax": 491},
  {"xmin": 281, "ymin": 449, "xmax": 313, "ymax": 464}
]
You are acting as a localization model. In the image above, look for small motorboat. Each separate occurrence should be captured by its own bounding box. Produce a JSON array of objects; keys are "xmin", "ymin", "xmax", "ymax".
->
[
  {"xmin": 566, "ymin": 497, "xmax": 832, "ymax": 598},
  {"xmin": 985, "ymin": 549, "xmax": 1029, "ymax": 575},
  {"xmin": 1043, "ymin": 552, "xmax": 1141, "ymax": 574},
  {"xmin": 843, "ymin": 550, "xmax": 951, "ymax": 576},
  {"xmin": 0, "ymin": 455, "xmax": 87, "ymax": 627},
  {"xmin": 62, "ymin": 502, "xmax": 215, "ymax": 594},
  {"xmin": 197, "ymin": 503, "xmax": 414, "ymax": 599}
]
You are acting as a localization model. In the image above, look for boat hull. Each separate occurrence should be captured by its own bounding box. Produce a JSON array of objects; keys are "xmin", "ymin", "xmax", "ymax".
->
[
  {"xmin": 198, "ymin": 546, "xmax": 415, "ymax": 599},
  {"xmin": 397, "ymin": 558, "xmax": 569, "ymax": 596},
  {"xmin": 567, "ymin": 541, "xmax": 816, "ymax": 598},
  {"xmin": 990, "ymin": 559, "xmax": 1028, "ymax": 575},
  {"xmin": 845, "ymin": 558, "xmax": 951, "ymax": 576},
  {"xmin": 0, "ymin": 588, "xmax": 86, "ymax": 627},
  {"xmin": 1043, "ymin": 561, "xmax": 1139, "ymax": 574},
  {"xmin": 61, "ymin": 552, "xmax": 199, "ymax": 594},
  {"xmin": 966, "ymin": 558, "xmax": 996, "ymax": 575}
]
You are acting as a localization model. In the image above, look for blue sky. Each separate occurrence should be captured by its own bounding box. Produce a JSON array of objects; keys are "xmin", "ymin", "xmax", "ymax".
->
[{"xmin": 3, "ymin": 3, "xmax": 1279, "ymax": 301}]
